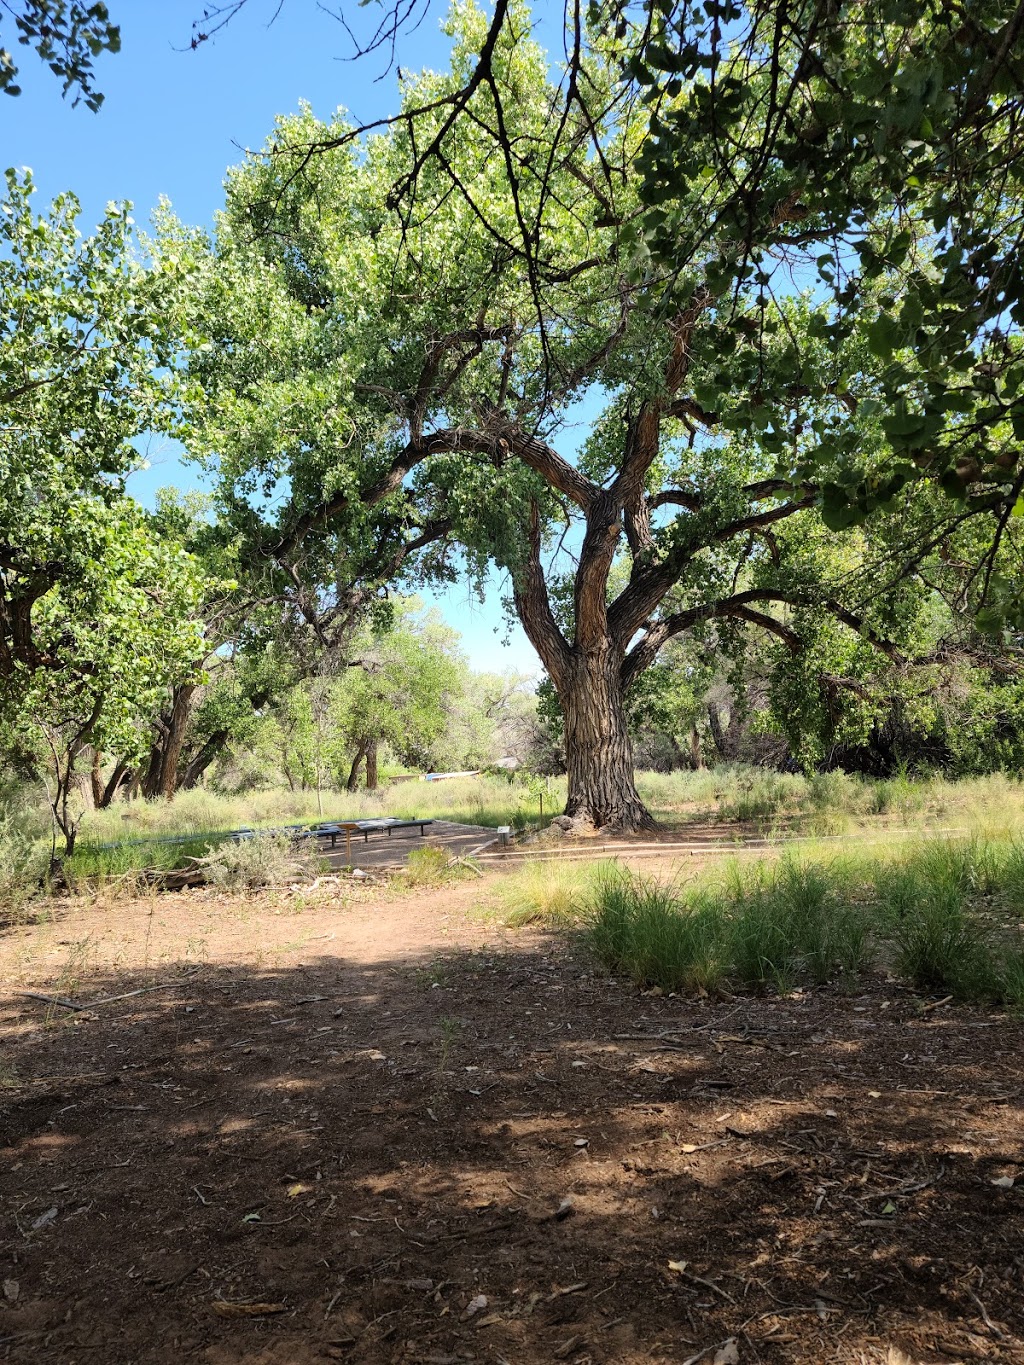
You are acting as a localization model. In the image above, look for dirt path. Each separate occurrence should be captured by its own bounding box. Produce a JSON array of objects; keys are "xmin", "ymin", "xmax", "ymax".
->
[{"xmin": 2, "ymin": 878, "xmax": 1023, "ymax": 1364}]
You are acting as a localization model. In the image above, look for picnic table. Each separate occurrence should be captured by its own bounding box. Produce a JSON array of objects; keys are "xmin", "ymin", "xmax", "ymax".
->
[{"xmin": 314, "ymin": 817, "xmax": 434, "ymax": 849}]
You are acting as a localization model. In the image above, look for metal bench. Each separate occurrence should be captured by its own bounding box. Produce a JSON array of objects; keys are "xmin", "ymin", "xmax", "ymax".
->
[{"xmin": 315, "ymin": 818, "xmax": 434, "ymax": 849}]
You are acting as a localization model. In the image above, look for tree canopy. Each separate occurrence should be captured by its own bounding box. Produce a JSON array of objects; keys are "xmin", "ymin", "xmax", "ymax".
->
[{"xmin": 162, "ymin": 1, "xmax": 1022, "ymax": 830}]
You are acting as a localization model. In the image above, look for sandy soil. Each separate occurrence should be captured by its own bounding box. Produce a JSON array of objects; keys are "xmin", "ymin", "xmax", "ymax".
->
[{"xmin": 1, "ymin": 874, "xmax": 1022, "ymax": 1364}]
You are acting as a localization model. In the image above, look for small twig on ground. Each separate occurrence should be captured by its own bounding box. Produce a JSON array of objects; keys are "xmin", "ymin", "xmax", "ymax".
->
[
  {"xmin": 682, "ymin": 1338, "xmax": 736, "ymax": 1365},
  {"xmin": 505, "ymin": 1180, "xmax": 542, "ymax": 1202},
  {"xmin": 674, "ymin": 1269, "xmax": 736, "ymax": 1303},
  {"xmin": 968, "ymin": 1288, "xmax": 1006, "ymax": 1339}
]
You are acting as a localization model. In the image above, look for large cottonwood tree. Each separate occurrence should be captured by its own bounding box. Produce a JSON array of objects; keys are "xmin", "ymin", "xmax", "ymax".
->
[{"xmin": 175, "ymin": 4, "xmax": 1018, "ymax": 830}]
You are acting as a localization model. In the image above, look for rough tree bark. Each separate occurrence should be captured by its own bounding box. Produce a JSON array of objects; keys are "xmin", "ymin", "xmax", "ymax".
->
[
  {"xmin": 708, "ymin": 704, "xmax": 730, "ymax": 760},
  {"xmin": 560, "ymin": 647, "xmax": 654, "ymax": 830},
  {"xmin": 364, "ymin": 737, "xmax": 379, "ymax": 791},
  {"xmin": 180, "ymin": 729, "xmax": 229, "ymax": 790},
  {"xmin": 141, "ymin": 684, "xmax": 197, "ymax": 799}
]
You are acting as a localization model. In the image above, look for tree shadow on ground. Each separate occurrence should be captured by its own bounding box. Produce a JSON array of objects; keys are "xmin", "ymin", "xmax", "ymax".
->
[{"xmin": 1, "ymin": 937, "xmax": 1022, "ymax": 1364}]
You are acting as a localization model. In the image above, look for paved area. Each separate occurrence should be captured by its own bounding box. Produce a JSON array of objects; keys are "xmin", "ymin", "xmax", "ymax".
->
[{"xmin": 320, "ymin": 818, "xmax": 499, "ymax": 870}]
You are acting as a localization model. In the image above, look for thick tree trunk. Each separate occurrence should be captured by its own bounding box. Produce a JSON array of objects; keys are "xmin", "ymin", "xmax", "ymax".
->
[
  {"xmin": 560, "ymin": 649, "xmax": 655, "ymax": 831},
  {"xmin": 90, "ymin": 748, "xmax": 104, "ymax": 809},
  {"xmin": 180, "ymin": 728, "xmax": 229, "ymax": 791},
  {"xmin": 141, "ymin": 685, "xmax": 198, "ymax": 799},
  {"xmin": 708, "ymin": 703, "xmax": 729, "ymax": 759},
  {"xmin": 346, "ymin": 745, "xmax": 366, "ymax": 792},
  {"xmin": 365, "ymin": 737, "xmax": 379, "ymax": 791},
  {"xmin": 98, "ymin": 758, "xmax": 132, "ymax": 809},
  {"xmin": 158, "ymin": 685, "xmax": 197, "ymax": 799}
]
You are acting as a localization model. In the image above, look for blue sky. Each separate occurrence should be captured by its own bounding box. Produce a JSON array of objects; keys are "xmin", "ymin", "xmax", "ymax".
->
[{"xmin": 7, "ymin": 0, "xmax": 547, "ymax": 675}]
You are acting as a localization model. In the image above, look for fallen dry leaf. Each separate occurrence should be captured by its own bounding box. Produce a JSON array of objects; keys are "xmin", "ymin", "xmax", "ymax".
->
[{"xmin": 713, "ymin": 1340, "xmax": 740, "ymax": 1365}]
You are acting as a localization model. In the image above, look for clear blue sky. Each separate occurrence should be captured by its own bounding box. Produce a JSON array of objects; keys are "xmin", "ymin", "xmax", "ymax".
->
[{"xmin": 7, "ymin": 0, "xmax": 549, "ymax": 675}]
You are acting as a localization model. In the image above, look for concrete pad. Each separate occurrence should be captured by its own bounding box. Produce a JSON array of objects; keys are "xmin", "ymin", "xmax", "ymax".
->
[{"xmin": 320, "ymin": 819, "xmax": 499, "ymax": 871}]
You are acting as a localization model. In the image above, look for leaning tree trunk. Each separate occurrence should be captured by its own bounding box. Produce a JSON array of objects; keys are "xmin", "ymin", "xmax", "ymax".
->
[
  {"xmin": 364, "ymin": 737, "xmax": 379, "ymax": 791},
  {"xmin": 141, "ymin": 684, "xmax": 198, "ymax": 799},
  {"xmin": 559, "ymin": 648, "xmax": 656, "ymax": 832},
  {"xmin": 180, "ymin": 728, "xmax": 229, "ymax": 790},
  {"xmin": 158, "ymin": 684, "xmax": 197, "ymax": 799},
  {"xmin": 707, "ymin": 703, "xmax": 730, "ymax": 760},
  {"xmin": 97, "ymin": 758, "xmax": 133, "ymax": 809},
  {"xmin": 346, "ymin": 744, "xmax": 366, "ymax": 792}
]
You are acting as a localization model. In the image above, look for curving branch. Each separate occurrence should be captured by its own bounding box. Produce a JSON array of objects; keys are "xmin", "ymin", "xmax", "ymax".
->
[{"xmin": 512, "ymin": 499, "xmax": 571, "ymax": 688}]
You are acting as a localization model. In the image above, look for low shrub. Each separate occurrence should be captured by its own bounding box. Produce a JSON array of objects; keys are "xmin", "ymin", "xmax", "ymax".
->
[
  {"xmin": 199, "ymin": 831, "xmax": 324, "ymax": 892},
  {"xmin": 403, "ymin": 845, "xmax": 456, "ymax": 887}
]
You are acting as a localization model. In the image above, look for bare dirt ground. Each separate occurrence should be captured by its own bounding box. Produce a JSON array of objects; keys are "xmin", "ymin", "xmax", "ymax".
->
[{"xmin": 1, "ymin": 872, "xmax": 1022, "ymax": 1365}]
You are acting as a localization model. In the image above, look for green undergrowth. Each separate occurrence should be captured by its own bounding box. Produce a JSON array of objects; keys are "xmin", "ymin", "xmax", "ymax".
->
[
  {"xmin": 77, "ymin": 775, "xmax": 562, "ymax": 846},
  {"xmin": 7, "ymin": 767, "xmax": 1024, "ymax": 904},
  {"xmin": 642, "ymin": 767, "xmax": 1024, "ymax": 833},
  {"xmin": 582, "ymin": 838, "xmax": 1024, "ymax": 1007},
  {"xmin": 64, "ymin": 835, "xmax": 222, "ymax": 887}
]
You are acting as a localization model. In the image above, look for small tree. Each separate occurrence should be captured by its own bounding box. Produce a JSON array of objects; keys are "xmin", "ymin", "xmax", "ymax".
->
[
  {"xmin": 333, "ymin": 606, "xmax": 465, "ymax": 789},
  {"xmin": 10, "ymin": 505, "xmax": 205, "ymax": 859}
]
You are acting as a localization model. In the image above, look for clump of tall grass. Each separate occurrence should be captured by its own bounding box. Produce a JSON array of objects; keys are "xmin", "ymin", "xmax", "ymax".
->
[
  {"xmin": 499, "ymin": 859, "xmax": 613, "ymax": 927},
  {"xmin": 717, "ymin": 772, "xmax": 804, "ymax": 824},
  {"xmin": 583, "ymin": 840, "xmax": 1024, "ymax": 1007},
  {"xmin": 588, "ymin": 871, "xmax": 727, "ymax": 993},
  {"xmin": 724, "ymin": 859, "xmax": 872, "ymax": 989},
  {"xmin": 875, "ymin": 840, "xmax": 1004, "ymax": 997},
  {"xmin": 403, "ymin": 845, "xmax": 458, "ymax": 888},
  {"xmin": 0, "ymin": 800, "xmax": 48, "ymax": 915}
]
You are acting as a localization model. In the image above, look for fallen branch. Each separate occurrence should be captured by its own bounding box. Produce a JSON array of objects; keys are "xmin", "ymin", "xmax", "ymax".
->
[
  {"xmin": 18, "ymin": 991, "xmax": 82, "ymax": 1011},
  {"xmin": 968, "ymin": 1287, "xmax": 1006, "ymax": 1340},
  {"xmin": 18, "ymin": 973, "xmax": 197, "ymax": 1012},
  {"xmin": 445, "ymin": 855, "xmax": 484, "ymax": 877}
]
